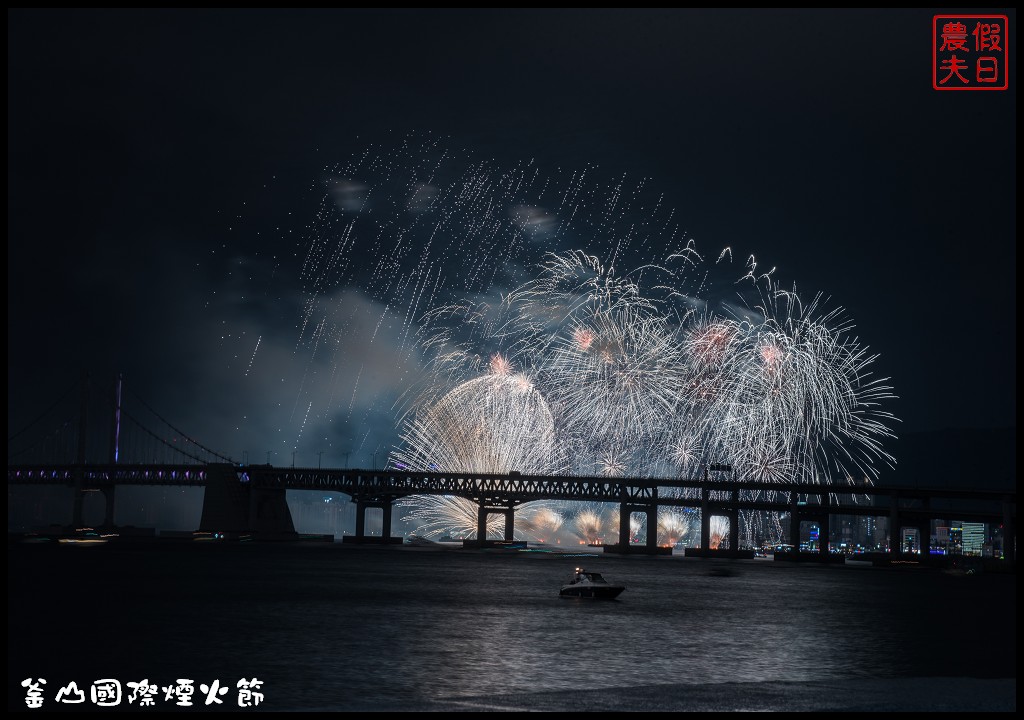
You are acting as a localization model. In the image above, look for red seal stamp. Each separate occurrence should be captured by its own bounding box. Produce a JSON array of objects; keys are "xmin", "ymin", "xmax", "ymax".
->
[{"xmin": 934, "ymin": 15, "xmax": 1009, "ymax": 90}]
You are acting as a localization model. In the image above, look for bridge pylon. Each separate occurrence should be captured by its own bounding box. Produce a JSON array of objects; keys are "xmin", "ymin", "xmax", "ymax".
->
[
  {"xmin": 343, "ymin": 496, "xmax": 402, "ymax": 544},
  {"xmin": 198, "ymin": 464, "xmax": 296, "ymax": 538}
]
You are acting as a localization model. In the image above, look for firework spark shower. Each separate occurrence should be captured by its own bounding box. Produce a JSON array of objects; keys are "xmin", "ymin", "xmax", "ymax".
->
[{"xmin": 256, "ymin": 136, "xmax": 899, "ymax": 547}]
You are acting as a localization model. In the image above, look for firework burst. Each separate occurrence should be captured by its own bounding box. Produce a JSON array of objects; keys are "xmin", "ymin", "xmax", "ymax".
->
[
  {"xmin": 396, "ymin": 251, "xmax": 896, "ymax": 545},
  {"xmin": 657, "ymin": 510, "xmax": 689, "ymax": 546},
  {"xmin": 398, "ymin": 495, "xmax": 499, "ymax": 539},
  {"xmin": 573, "ymin": 509, "xmax": 604, "ymax": 545},
  {"xmin": 259, "ymin": 138, "xmax": 897, "ymax": 546},
  {"xmin": 517, "ymin": 505, "xmax": 565, "ymax": 543},
  {"xmin": 391, "ymin": 368, "xmax": 557, "ymax": 476}
]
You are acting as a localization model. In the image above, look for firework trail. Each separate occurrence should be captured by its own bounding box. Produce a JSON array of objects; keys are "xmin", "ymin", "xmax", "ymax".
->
[
  {"xmin": 544, "ymin": 304, "xmax": 687, "ymax": 475},
  {"xmin": 706, "ymin": 515, "xmax": 731, "ymax": 550},
  {"xmin": 396, "ymin": 249, "xmax": 895, "ymax": 545},
  {"xmin": 657, "ymin": 510, "xmax": 690, "ymax": 546},
  {"xmin": 398, "ymin": 495, "xmax": 564, "ymax": 542},
  {"xmin": 573, "ymin": 509, "xmax": 604, "ymax": 545},
  {"xmin": 398, "ymin": 495, "xmax": 499, "ymax": 539},
  {"xmin": 608, "ymin": 512, "xmax": 647, "ymax": 545},
  {"xmin": 517, "ymin": 506, "xmax": 565, "ymax": 543},
  {"xmin": 224, "ymin": 135, "xmax": 897, "ymax": 546},
  {"xmin": 391, "ymin": 355, "xmax": 557, "ymax": 476}
]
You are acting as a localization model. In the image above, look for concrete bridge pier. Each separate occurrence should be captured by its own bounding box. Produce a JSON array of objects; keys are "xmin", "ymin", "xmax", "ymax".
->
[
  {"xmin": 199, "ymin": 463, "xmax": 297, "ymax": 539},
  {"xmin": 620, "ymin": 500, "xmax": 631, "ymax": 548},
  {"xmin": 728, "ymin": 499, "xmax": 740, "ymax": 552},
  {"xmin": 789, "ymin": 491, "xmax": 801, "ymax": 550},
  {"xmin": 917, "ymin": 518, "xmax": 931, "ymax": 558},
  {"xmin": 645, "ymin": 502, "xmax": 657, "ymax": 551},
  {"xmin": 701, "ymin": 487, "xmax": 711, "ymax": 551},
  {"xmin": 475, "ymin": 501, "xmax": 515, "ymax": 543},
  {"xmin": 611, "ymin": 499, "xmax": 659, "ymax": 554},
  {"xmin": 349, "ymin": 498, "xmax": 401, "ymax": 544},
  {"xmin": 70, "ymin": 484, "xmax": 115, "ymax": 529},
  {"xmin": 685, "ymin": 486, "xmax": 752, "ymax": 559},
  {"xmin": 889, "ymin": 492, "xmax": 903, "ymax": 556},
  {"xmin": 694, "ymin": 505, "xmax": 739, "ymax": 555},
  {"xmin": 916, "ymin": 497, "xmax": 932, "ymax": 559}
]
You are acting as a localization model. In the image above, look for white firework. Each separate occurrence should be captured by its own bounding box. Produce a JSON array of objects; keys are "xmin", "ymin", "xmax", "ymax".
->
[{"xmin": 392, "ymin": 360, "xmax": 557, "ymax": 476}]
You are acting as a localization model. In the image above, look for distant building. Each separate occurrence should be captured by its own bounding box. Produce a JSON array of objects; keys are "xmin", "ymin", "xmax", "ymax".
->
[
  {"xmin": 962, "ymin": 522, "xmax": 985, "ymax": 556},
  {"xmin": 992, "ymin": 525, "xmax": 1004, "ymax": 559},
  {"xmin": 948, "ymin": 525, "xmax": 963, "ymax": 555},
  {"xmin": 873, "ymin": 520, "xmax": 887, "ymax": 549}
]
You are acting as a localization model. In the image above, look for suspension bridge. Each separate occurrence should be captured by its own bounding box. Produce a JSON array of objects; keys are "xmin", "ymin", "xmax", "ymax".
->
[{"xmin": 7, "ymin": 374, "xmax": 1016, "ymax": 561}]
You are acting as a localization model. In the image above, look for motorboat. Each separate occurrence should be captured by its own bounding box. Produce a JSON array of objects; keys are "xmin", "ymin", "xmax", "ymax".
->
[{"xmin": 559, "ymin": 567, "xmax": 625, "ymax": 599}]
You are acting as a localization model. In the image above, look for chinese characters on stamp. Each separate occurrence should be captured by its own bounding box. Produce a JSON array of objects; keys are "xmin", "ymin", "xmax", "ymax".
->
[{"xmin": 934, "ymin": 15, "xmax": 1009, "ymax": 90}]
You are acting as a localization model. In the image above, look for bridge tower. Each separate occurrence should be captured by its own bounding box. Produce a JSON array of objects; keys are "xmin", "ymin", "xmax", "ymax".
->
[
  {"xmin": 70, "ymin": 372, "xmax": 120, "ymax": 529},
  {"xmin": 71, "ymin": 371, "xmax": 89, "ymax": 527}
]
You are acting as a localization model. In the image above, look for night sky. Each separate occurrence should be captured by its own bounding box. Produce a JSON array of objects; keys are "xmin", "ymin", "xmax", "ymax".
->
[{"xmin": 7, "ymin": 9, "xmax": 1017, "ymax": 485}]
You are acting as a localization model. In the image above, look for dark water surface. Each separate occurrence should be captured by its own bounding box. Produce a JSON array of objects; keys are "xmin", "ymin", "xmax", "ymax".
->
[{"xmin": 7, "ymin": 543, "xmax": 1016, "ymax": 711}]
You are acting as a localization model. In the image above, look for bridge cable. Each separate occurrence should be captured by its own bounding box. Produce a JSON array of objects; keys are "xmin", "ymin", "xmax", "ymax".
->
[
  {"xmin": 121, "ymin": 386, "xmax": 234, "ymax": 463},
  {"xmin": 7, "ymin": 380, "xmax": 80, "ymax": 443},
  {"xmin": 7, "ymin": 417, "xmax": 76, "ymax": 461},
  {"xmin": 119, "ymin": 409, "xmax": 209, "ymax": 464}
]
